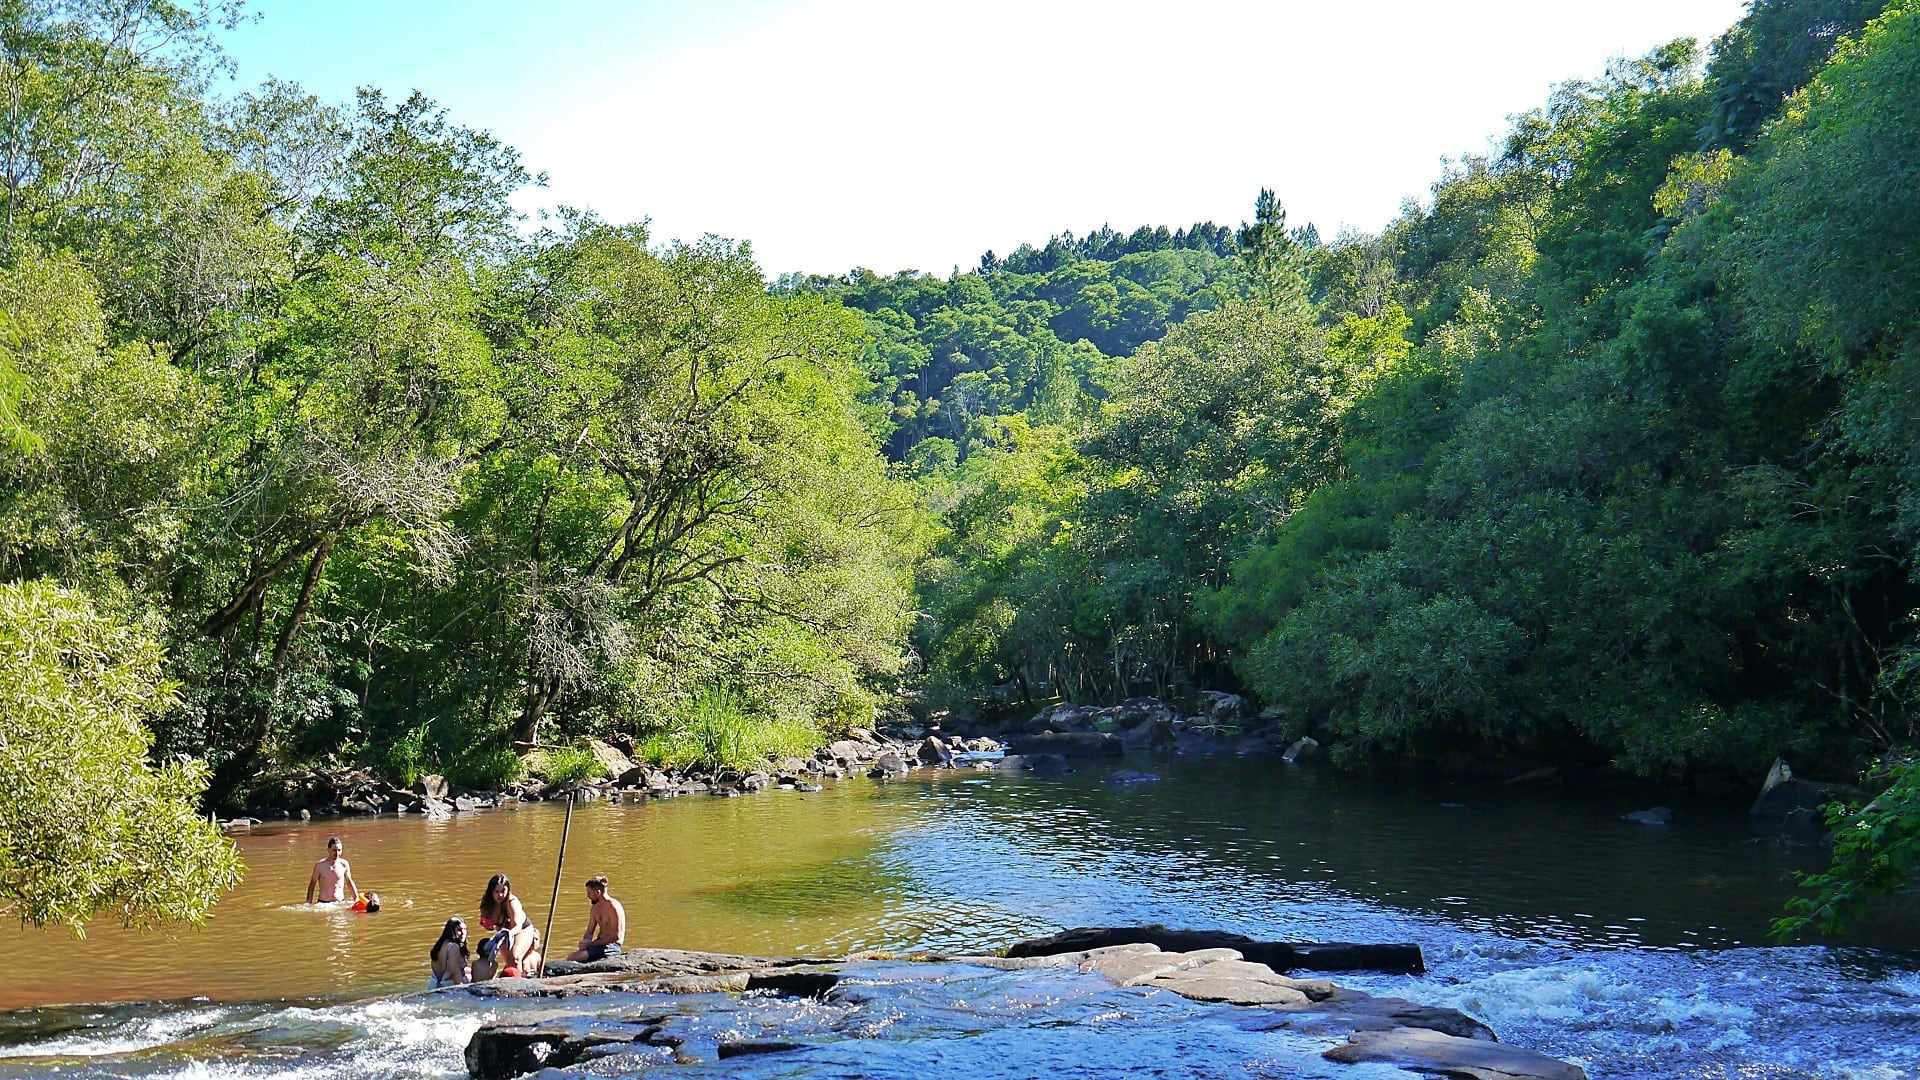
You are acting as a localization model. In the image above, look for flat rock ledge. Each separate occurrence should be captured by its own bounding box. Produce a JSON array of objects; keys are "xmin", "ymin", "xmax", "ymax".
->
[{"xmin": 458, "ymin": 941, "xmax": 1584, "ymax": 1080}]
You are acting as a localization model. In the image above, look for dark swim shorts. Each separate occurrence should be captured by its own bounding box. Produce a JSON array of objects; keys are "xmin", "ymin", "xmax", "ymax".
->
[{"xmin": 582, "ymin": 942, "xmax": 623, "ymax": 962}]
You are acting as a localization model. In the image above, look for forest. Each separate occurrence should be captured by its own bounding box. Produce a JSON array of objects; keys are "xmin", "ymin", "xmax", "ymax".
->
[{"xmin": 2, "ymin": 0, "xmax": 1916, "ymax": 934}]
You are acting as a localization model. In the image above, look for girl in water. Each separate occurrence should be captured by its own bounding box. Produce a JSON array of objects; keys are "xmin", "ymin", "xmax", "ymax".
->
[
  {"xmin": 477, "ymin": 874, "xmax": 542, "ymax": 976},
  {"xmin": 429, "ymin": 917, "xmax": 470, "ymax": 987}
]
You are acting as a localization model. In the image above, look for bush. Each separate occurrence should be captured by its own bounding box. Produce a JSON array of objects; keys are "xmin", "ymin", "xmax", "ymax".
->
[
  {"xmin": 382, "ymin": 725, "xmax": 430, "ymax": 788},
  {"xmin": 533, "ymin": 745, "xmax": 608, "ymax": 786},
  {"xmin": 0, "ymin": 581, "xmax": 245, "ymax": 930},
  {"xmin": 445, "ymin": 744, "xmax": 523, "ymax": 791},
  {"xmin": 637, "ymin": 689, "xmax": 820, "ymax": 772}
]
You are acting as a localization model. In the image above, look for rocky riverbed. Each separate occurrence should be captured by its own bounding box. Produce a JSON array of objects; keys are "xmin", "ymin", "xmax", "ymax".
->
[
  {"xmin": 455, "ymin": 927, "xmax": 1584, "ymax": 1079},
  {"xmin": 227, "ymin": 691, "xmax": 1295, "ymax": 826}
]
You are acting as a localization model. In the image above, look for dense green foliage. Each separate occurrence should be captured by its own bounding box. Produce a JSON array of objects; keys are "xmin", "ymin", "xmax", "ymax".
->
[
  {"xmin": 7, "ymin": 0, "xmax": 1918, "ymax": 932},
  {"xmin": 0, "ymin": 0, "xmax": 919, "ymax": 831},
  {"xmin": 896, "ymin": 0, "xmax": 1920, "ymax": 926},
  {"xmin": 0, "ymin": 580, "xmax": 244, "ymax": 931}
]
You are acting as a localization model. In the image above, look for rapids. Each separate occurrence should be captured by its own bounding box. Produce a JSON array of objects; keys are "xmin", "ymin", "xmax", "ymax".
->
[{"xmin": 0, "ymin": 756, "xmax": 1914, "ymax": 1078}]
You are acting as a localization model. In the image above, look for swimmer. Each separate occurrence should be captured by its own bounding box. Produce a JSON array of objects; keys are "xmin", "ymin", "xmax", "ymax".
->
[
  {"xmin": 430, "ymin": 917, "xmax": 470, "ymax": 988},
  {"xmin": 306, "ymin": 837, "xmax": 359, "ymax": 905}
]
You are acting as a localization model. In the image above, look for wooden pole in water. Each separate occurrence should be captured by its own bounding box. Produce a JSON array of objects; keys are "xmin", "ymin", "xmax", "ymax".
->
[{"xmin": 539, "ymin": 787, "xmax": 575, "ymax": 977}]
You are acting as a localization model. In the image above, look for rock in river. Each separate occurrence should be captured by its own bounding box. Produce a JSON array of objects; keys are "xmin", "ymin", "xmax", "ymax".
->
[
  {"xmin": 1324, "ymin": 1026, "xmax": 1586, "ymax": 1079},
  {"xmin": 1104, "ymin": 769, "xmax": 1161, "ymax": 785}
]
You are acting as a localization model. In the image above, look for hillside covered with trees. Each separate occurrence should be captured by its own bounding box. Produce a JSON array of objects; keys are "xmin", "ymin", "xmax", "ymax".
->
[{"xmin": 2, "ymin": 0, "xmax": 1916, "ymax": 933}]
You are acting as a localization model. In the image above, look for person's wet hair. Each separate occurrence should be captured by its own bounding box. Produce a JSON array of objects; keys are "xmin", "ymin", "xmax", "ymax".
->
[
  {"xmin": 479, "ymin": 874, "xmax": 512, "ymax": 922},
  {"xmin": 430, "ymin": 917, "xmax": 467, "ymax": 964}
]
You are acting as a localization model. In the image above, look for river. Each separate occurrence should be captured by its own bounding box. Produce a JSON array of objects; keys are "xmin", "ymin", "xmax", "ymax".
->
[{"xmin": 1, "ymin": 756, "xmax": 1915, "ymax": 1078}]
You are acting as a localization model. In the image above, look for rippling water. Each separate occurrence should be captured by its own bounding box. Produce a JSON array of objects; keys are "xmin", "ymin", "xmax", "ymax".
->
[{"xmin": 2, "ymin": 755, "xmax": 1915, "ymax": 1078}]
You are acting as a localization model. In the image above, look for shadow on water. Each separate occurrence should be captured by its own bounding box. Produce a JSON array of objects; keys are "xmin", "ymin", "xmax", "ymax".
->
[
  {"xmin": 890, "ymin": 755, "xmax": 1920, "ymax": 952},
  {"xmin": 0, "ymin": 757, "xmax": 1916, "ymax": 1078}
]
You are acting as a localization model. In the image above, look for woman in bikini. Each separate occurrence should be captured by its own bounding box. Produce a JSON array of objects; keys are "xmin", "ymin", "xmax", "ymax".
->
[
  {"xmin": 477, "ymin": 873, "xmax": 542, "ymax": 976},
  {"xmin": 429, "ymin": 917, "xmax": 470, "ymax": 987}
]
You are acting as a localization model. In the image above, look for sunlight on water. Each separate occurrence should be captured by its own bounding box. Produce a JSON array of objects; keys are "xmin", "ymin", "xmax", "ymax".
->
[{"xmin": 1, "ymin": 757, "xmax": 1915, "ymax": 1078}]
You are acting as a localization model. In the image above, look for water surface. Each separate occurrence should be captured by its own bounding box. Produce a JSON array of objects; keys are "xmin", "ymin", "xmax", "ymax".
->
[{"xmin": 3, "ymin": 756, "xmax": 1915, "ymax": 1078}]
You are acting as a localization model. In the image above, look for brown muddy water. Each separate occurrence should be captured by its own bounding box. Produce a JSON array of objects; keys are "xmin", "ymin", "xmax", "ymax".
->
[{"xmin": 2, "ymin": 757, "xmax": 1917, "ymax": 1079}]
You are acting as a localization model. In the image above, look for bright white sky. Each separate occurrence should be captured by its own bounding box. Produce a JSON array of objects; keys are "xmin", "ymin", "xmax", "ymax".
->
[{"xmin": 222, "ymin": 0, "xmax": 1750, "ymax": 278}]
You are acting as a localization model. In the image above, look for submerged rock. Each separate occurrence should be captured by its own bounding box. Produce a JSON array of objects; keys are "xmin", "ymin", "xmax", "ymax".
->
[
  {"xmin": 716, "ymin": 1039, "xmax": 806, "ymax": 1058},
  {"xmin": 1324, "ymin": 1026, "xmax": 1586, "ymax": 1079},
  {"xmin": 1104, "ymin": 769, "xmax": 1161, "ymax": 785},
  {"xmin": 1624, "ymin": 806, "xmax": 1673, "ymax": 825}
]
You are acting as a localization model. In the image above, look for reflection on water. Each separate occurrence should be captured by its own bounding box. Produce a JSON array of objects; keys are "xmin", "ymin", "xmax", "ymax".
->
[{"xmin": 1, "ymin": 755, "xmax": 1917, "ymax": 1079}]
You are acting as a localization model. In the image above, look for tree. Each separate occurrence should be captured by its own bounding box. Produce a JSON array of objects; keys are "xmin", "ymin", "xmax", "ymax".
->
[
  {"xmin": 0, "ymin": 580, "xmax": 243, "ymax": 931},
  {"xmin": 1236, "ymin": 188, "xmax": 1306, "ymax": 309}
]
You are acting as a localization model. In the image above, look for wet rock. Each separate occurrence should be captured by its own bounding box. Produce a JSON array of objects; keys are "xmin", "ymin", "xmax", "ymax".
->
[
  {"xmin": 867, "ymin": 752, "xmax": 909, "ymax": 779},
  {"xmin": 745, "ymin": 970, "xmax": 840, "ymax": 998},
  {"xmin": 1023, "ymin": 753, "xmax": 1071, "ymax": 777},
  {"xmin": 1623, "ymin": 806, "xmax": 1673, "ymax": 825},
  {"xmin": 1104, "ymin": 769, "xmax": 1161, "ymax": 785},
  {"xmin": 421, "ymin": 798, "xmax": 453, "ymax": 819},
  {"xmin": 413, "ymin": 774, "xmax": 450, "ymax": 799},
  {"xmin": 1082, "ymin": 945, "xmax": 1242, "ymax": 986},
  {"xmin": 1282, "ymin": 737, "xmax": 1320, "ymax": 765},
  {"xmin": 740, "ymin": 771, "xmax": 769, "ymax": 792},
  {"xmin": 1147, "ymin": 958, "xmax": 1316, "ymax": 1006},
  {"xmin": 464, "ymin": 1023, "xmax": 641, "ymax": 1079},
  {"xmin": 916, "ymin": 736, "xmax": 954, "ymax": 767},
  {"xmin": 1323, "ymin": 1026, "xmax": 1586, "ymax": 1079},
  {"xmin": 716, "ymin": 1039, "xmax": 805, "ymax": 1059},
  {"xmin": 1006, "ymin": 731, "xmax": 1124, "ymax": 758},
  {"xmin": 615, "ymin": 765, "xmax": 649, "ymax": 789},
  {"xmin": 1005, "ymin": 926, "xmax": 1424, "ymax": 975},
  {"xmin": 453, "ymin": 795, "xmax": 480, "ymax": 812},
  {"xmin": 1750, "ymin": 758, "xmax": 1860, "ymax": 831}
]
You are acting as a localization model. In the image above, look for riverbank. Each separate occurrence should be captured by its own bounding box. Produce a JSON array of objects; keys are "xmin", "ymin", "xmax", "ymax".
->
[{"xmin": 456, "ymin": 930, "xmax": 1585, "ymax": 1079}]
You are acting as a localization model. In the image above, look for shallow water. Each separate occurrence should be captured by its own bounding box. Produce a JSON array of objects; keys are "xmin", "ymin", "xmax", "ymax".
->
[{"xmin": 2, "ymin": 756, "xmax": 1916, "ymax": 1078}]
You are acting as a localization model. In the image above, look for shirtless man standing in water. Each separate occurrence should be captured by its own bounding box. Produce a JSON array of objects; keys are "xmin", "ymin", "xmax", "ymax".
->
[{"xmin": 306, "ymin": 836, "xmax": 360, "ymax": 904}]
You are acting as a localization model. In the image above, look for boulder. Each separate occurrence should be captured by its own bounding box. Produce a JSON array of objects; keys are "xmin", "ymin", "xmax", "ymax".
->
[
  {"xmin": 826, "ymin": 740, "xmax": 872, "ymax": 765},
  {"xmin": 453, "ymin": 795, "xmax": 480, "ymax": 812},
  {"xmin": 1006, "ymin": 731, "xmax": 1124, "ymax": 758},
  {"xmin": 1282, "ymin": 737, "xmax": 1320, "ymax": 765},
  {"xmin": 1023, "ymin": 753, "xmax": 1071, "ymax": 777},
  {"xmin": 1623, "ymin": 806, "xmax": 1672, "ymax": 825},
  {"xmin": 1103, "ymin": 769, "xmax": 1161, "ymax": 785},
  {"xmin": 744, "ymin": 970, "xmax": 840, "ymax": 997},
  {"xmin": 1198, "ymin": 690, "xmax": 1246, "ymax": 725},
  {"xmin": 1751, "ymin": 759, "xmax": 1860, "ymax": 829},
  {"xmin": 1005, "ymin": 926, "xmax": 1424, "ymax": 975},
  {"xmin": 916, "ymin": 736, "xmax": 953, "ymax": 767},
  {"xmin": 581, "ymin": 737, "xmax": 633, "ymax": 780},
  {"xmin": 413, "ymin": 774, "xmax": 450, "ymax": 800},
  {"xmin": 464, "ymin": 1023, "xmax": 642, "ymax": 1079},
  {"xmin": 740, "ymin": 771, "xmax": 769, "ymax": 792},
  {"xmin": 422, "ymin": 798, "xmax": 453, "ymax": 819},
  {"xmin": 866, "ymin": 752, "xmax": 909, "ymax": 779},
  {"xmin": 1323, "ymin": 1027, "xmax": 1586, "ymax": 1080}
]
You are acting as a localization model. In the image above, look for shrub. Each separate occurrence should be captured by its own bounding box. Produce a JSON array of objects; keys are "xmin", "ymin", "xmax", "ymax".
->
[
  {"xmin": 637, "ymin": 689, "xmax": 820, "ymax": 772},
  {"xmin": 446, "ymin": 744, "xmax": 523, "ymax": 791},
  {"xmin": 0, "ymin": 581, "xmax": 245, "ymax": 930},
  {"xmin": 382, "ymin": 725, "xmax": 430, "ymax": 788},
  {"xmin": 534, "ymin": 745, "xmax": 608, "ymax": 786}
]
